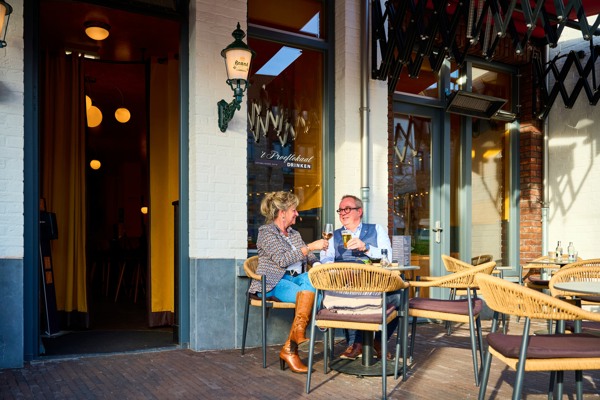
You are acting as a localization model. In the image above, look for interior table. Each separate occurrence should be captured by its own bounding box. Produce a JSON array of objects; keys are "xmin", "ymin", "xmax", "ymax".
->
[{"xmin": 329, "ymin": 265, "xmax": 419, "ymax": 377}]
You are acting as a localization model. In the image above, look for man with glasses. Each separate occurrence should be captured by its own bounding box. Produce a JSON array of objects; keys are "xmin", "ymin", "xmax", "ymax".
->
[{"xmin": 320, "ymin": 195, "xmax": 395, "ymax": 360}]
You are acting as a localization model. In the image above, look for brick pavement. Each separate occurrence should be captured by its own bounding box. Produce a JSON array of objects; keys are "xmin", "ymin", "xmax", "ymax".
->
[{"xmin": 1, "ymin": 319, "xmax": 600, "ymax": 399}]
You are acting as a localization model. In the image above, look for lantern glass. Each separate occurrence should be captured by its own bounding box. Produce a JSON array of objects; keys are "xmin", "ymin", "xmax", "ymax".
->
[{"xmin": 224, "ymin": 48, "xmax": 252, "ymax": 82}]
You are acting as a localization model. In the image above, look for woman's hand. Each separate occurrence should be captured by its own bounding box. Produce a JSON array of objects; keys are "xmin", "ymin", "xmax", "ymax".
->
[{"xmin": 308, "ymin": 238, "xmax": 329, "ymax": 251}]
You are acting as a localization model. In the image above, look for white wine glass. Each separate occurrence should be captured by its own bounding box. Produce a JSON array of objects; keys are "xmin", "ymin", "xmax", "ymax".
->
[{"xmin": 322, "ymin": 223, "xmax": 334, "ymax": 240}]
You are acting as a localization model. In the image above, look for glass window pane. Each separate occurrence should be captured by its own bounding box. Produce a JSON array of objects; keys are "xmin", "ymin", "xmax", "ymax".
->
[
  {"xmin": 249, "ymin": 0, "xmax": 326, "ymax": 39},
  {"xmin": 246, "ymin": 38, "xmax": 324, "ymax": 249}
]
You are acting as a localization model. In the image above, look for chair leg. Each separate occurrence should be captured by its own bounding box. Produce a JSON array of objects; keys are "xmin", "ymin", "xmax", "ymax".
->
[
  {"xmin": 323, "ymin": 329, "xmax": 329, "ymax": 374},
  {"xmin": 445, "ymin": 288, "xmax": 456, "ymax": 334},
  {"xmin": 556, "ymin": 371, "xmax": 564, "ymax": 399},
  {"xmin": 478, "ymin": 313, "xmax": 499, "ymax": 400},
  {"xmin": 512, "ymin": 318, "xmax": 531, "ymax": 400},
  {"xmin": 306, "ymin": 290, "xmax": 319, "ymax": 394},
  {"xmin": 381, "ymin": 305, "xmax": 387, "ymax": 400},
  {"xmin": 409, "ymin": 315, "xmax": 418, "ymax": 362},
  {"xmin": 261, "ymin": 293, "xmax": 267, "ymax": 368},
  {"xmin": 466, "ymin": 291, "xmax": 480, "ymax": 386},
  {"xmin": 476, "ymin": 316, "xmax": 484, "ymax": 368},
  {"xmin": 241, "ymin": 293, "xmax": 251, "ymax": 355},
  {"xmin": 575, "ymin": 370, "xmax": 583, "ymax": 400},
  {"xmin": 548, "ymin": 371, "xmax": 556, "ymax": 399},
  {"xmin": 114, "ymin": 261, "xmax": 126, "ymax": 302}
]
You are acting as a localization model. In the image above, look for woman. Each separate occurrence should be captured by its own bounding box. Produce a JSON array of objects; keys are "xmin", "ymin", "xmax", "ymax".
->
[{"xmin": 249, "ymin": 191, "xmax": 328, "ymax": 373}]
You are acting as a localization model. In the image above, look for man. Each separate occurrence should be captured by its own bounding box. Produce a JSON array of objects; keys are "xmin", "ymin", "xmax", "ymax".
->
[{"xmin": 320, "ymin": 194, "xmax": 398, "ymax": 360}]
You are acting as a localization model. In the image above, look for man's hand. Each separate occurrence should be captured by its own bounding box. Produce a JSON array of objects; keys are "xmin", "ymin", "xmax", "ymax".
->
[{"xmin": 346, "ymin": 237, "xmax": 367, "ymax": 252}]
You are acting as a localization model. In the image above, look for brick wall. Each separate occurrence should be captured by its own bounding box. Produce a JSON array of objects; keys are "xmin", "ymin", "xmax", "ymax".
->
[
  {"xmin": 188, "ymin": 0, "xmax": 248, "ymax": 260},
  {"xmin": 519, "ymin": 123, "xmax": 543, "ymax": 263},
  {"xmin": 0, "ymin": 1, "xmax": 24, "ymax": 259}
]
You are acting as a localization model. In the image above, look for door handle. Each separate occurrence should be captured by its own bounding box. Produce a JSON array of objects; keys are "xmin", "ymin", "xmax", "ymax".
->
[{"xmin": 431, "ymin": 221, "xmax": 443, "ymax": 243}]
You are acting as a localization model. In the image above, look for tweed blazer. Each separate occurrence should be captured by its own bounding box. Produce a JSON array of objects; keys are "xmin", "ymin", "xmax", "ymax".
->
[{"xmin": 249, "ymin": 223, "xmax": 318, "ymax": 294}]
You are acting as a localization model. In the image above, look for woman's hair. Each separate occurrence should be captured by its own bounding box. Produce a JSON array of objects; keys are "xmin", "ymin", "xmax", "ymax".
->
[{"xmin": 260, "ymin": 191, "xmax": 299, "ymax": 224}]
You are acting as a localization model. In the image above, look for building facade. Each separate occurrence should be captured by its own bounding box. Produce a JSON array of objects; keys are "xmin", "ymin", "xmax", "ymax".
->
[{"xmin": 1, "ymin": 0, "xmax": 599, "ymax": 369}]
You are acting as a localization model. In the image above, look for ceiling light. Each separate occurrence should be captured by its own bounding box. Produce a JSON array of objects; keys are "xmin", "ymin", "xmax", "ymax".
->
[
  {"xmin": 90, "ymin": 160, "xmax": 101, "ymax": 170},
  {"xmin": 115, "ymin": 107, "xmax": 131, "ymax": 123},
  {"xmin": 84, "ymin": 21, "xmax": 111, "ymax": 41},
  {"xmin": 87, "ymin": 105, "xmax": 103, "ymax": 128}
]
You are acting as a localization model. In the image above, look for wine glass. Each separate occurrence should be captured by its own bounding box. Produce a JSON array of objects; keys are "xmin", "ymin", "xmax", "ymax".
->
[{"xmin": 322, "ymin": 223, "xmax": 334, "ymax": 240}]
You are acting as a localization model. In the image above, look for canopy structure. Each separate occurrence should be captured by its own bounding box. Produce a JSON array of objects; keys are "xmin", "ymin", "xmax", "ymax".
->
[{"xmin": 373, "ymin": 0, "xmax": 600, "ymax": 119}]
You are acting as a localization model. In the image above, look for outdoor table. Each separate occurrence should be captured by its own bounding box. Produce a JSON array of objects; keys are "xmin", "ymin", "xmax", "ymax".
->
[
  {"xmin": 553, "ymin": 281, "xmax": 600, "ymax": 333},
  {"xmin": 329, "ymin": 265, "xmax": 419, "ymax": 377},
  {"xmin": 553, "ymin": 281, "xmax": 600, "ymax": 296}
]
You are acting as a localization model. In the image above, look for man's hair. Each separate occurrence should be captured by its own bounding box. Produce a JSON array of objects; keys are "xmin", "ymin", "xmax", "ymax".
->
[{"xmin": 341, "ymin": 194, "xmax": 363, "ymax": 210}]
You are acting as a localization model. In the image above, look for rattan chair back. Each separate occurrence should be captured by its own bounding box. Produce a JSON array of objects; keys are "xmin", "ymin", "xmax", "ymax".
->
[
  {"xmin": 549, "ymin": 265, "xmax": 600, "ymax": 299},
  {"xmin": 476, "ymin": 273, "xmax": 600, "ymax": 321}
]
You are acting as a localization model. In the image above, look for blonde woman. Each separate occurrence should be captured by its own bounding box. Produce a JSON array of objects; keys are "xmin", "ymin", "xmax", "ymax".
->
[{"xmin": 249, "ymin": 191, "xmax": 328, "ymax": 373}]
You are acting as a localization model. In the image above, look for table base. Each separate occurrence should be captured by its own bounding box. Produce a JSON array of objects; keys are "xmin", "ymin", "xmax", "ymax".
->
[{"xmin": 329, "ymin": 358, "xmax": 401, "ymax": 376}]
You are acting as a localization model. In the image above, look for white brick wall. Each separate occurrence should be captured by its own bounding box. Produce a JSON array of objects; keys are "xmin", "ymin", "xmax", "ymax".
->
[
  {"xmin": 334, "ymin": 0, "xmax": 389, "ymax": 230},
  {"xmin": 0, "ymin": 0, "xmax": 24, "ymax": 259},
  {"xmin": 188, "ymin": 0, "xmax": 248, "ymax": 260},
  {"xmin": 548, "ymin": 20, "xmax": 600, "ymax": 259}
]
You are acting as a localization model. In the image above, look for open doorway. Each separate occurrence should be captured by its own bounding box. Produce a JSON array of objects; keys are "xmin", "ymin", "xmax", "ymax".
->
[{"xmin": 38, "ymin": 0, "xmax": 182, "ymax": 356}]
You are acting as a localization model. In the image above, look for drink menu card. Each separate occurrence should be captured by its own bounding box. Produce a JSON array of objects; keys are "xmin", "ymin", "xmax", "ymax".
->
[{"xmin": 392, "ymin": 235, "xmax": 411, "ymax": 266}]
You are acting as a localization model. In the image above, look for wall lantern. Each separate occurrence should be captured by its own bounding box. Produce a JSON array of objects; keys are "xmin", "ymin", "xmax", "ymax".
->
[
  {"xmin": 217, "ymin": 23, "xmax": 255, "ymax": 132},
  {"xmin": 0, "ymin": 1, "xmax": 13, "ymax": 48}
]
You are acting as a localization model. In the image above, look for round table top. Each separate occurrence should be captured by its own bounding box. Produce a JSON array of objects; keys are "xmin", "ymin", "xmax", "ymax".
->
[{"xmin": 553, "ymin": 281, "xmax": 600, "ymax": 295}]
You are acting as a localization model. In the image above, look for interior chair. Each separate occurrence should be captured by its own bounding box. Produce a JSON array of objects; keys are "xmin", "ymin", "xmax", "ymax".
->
[
  {"xmin": 408, "ymin": 260, "xmax": 497, "ymax": 386},
  {"xmin": 471, "ymin": 254, "xmax": 493, "ymax": 266},
  {"xmin": 549, "ymin": 265, "xmax": 600, "ymax": 335},
  {"xmin": 305, "ymin": 263, "xmax": 410, "ymax": 400},
  {"xmin": 476, "ymin": 273, "xmax": 600, "ymax": 400},
  {"xmin": 241, "ymin": 255, "xmax": 296, "ymax": 368}
]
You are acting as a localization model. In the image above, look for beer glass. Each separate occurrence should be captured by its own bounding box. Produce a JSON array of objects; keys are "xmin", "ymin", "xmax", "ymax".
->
[{"xmin": 341, "ymin": 229, "xmax": 352, "ymax": 248}]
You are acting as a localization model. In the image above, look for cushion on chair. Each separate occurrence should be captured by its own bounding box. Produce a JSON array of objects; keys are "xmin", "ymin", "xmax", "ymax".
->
[
  {"xmin": 322, "ymin": 292, "xmax": 382, "ymax": 314},
  {"xmin": 316, "ymin": 303, "xmax": 395, "ymax": 324},
  {"xmin": 409, "ymin": 297, "xmax": 483, "ymax": 315},
  {"xmin": 527, "ymin": 274, "xmax": 549, "ymax": 286},
  {"xmin": 249, "ymin": 293, "xmax": 283, "ymax": 302},
  {"xmin": 581, "ymin": 296, "xmax": 600, "ymax": 303},
  {"xmin": 487, "ymin": 332, "xmax": 600, "ymax": 359},
  {"xmin": 565, "ymin": 321, "xmax": 600, "ymax": 334}
]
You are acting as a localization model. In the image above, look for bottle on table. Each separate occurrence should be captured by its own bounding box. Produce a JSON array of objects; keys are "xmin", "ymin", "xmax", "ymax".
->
[
  {"xmin": 567, "ymin": 242, "xmax": 575, "ymax": 261},
  {"xmin": 380, "ymin": 249, "xmax": 391, "ymax": 268},
  {"xmin": 556, "ymin": 241, "xmax": 563, "ymax": 261}
]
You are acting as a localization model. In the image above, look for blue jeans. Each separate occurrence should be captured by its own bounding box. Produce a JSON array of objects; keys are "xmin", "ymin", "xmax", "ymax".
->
[
  {"xmin": 346, "ymin": 290, "xmax": 403, "ymax": 345},
  {"xmin": 260, "ymin": 272, "xmax": 315, "ymax": 303}
]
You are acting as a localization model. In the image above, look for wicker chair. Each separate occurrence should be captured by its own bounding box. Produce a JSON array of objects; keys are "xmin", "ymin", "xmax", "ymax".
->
[
  {"xmin": 241, "ymin": 256, "xmax": 296, "ymax": 368},
  {"xmin": 408, "ymin": 260, "xmax": 497, "ymax": 386},
  {"xmin": 471, "ymin": 254, "xmax": 494, "ymax": 266},
  {"xmin": 305, "ymin": 263, "xmax": 410, "ymax": 400},
  {"xmin": 549, "ymin": 265, "xmax": 600, "ymax": 335},
  {"xmin": 476, "ymin": 273, "xmax": 600, "ymax": 400}
]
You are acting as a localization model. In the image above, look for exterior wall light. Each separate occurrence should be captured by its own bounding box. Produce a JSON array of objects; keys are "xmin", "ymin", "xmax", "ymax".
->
[
  {"xmin": 217, "ymin": 23, "xmax": 255, "ymax": 132},
  {"xmin": 0, "ymin": 1, "xmax": 13, "ymax": 48}
]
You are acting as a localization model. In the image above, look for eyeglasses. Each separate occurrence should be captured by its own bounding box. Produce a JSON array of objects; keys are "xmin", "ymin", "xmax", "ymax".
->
[{"xmin": 336, "ymin": 207, "xmax": 359, "ymax": 215}]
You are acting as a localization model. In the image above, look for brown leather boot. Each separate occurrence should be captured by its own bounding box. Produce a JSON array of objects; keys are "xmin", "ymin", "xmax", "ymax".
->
[
  {"xmin": 279, "ymin": 337, "xmax": 308, "ymax": 373},
  {"xmin": 290, "ymin": 291, "xmax": 315, "ymax": 351}
]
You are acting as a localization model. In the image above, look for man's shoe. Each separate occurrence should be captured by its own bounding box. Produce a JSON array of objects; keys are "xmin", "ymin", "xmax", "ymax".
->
[
  {"xmin": 339, "ymin": 343, "xmax": 362, "ymax": 360},
  {"xmin": 373, "ymin": 340, "xmax": 393, "ymax": 361}
]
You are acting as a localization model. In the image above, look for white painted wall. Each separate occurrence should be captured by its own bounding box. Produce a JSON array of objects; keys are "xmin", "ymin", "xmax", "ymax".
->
[
  {"xmin": 0, "ymin": 0, "xmax": 24, "ymax": 259},
  {"xmin": 188, "ymin": 0, "xmax": 248, "ymax": 261},
  {"xmin": 334, "ymin": 0, "xmax": 389, "ymax": 230},
  {"xmin": 548, "ymin": 19, "xmax": 600, "ymax": 259}
]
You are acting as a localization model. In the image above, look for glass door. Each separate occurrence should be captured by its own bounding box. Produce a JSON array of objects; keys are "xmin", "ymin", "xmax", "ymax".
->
[{"xmin": 392, "ymin": 103, "xmax": 449, "ymax": 298}]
